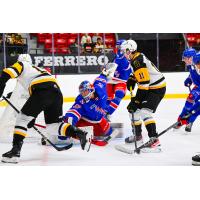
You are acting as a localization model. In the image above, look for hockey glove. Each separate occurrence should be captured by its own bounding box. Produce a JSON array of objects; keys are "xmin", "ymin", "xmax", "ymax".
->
[
  {"xmin": 127, "ymin": 74, "xmax": 136, "ymax": 91},
  {"xmin": 27, "ymin": 118, "xmax": 36, "ymax": 129},
  {"xmin": 5, "ymin": 92, "xmax": 13, "ymax": 99},
  {"xmin": 184, "ymin": 77, "xmax": 192, "ymax": 87},
  {"xmin": 177, "ymin": 111, "xmax": 192, "ymax": 125}
]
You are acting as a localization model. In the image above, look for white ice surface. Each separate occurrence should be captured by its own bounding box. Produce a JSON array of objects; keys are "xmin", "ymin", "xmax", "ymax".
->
[{"xmin": 0, "ymin": 99, "xmax": 200, "ymax": 166}]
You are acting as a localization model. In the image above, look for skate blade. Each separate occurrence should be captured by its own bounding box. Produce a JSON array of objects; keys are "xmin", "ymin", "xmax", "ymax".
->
[
  {"xmin": 192, "ymin": 161, "xmax": 200, "ymax": 166},
  {"xmin": 1, "ymin": 157, "xmax": 19, "ymax": 164},
  {"xmin": 140, "ymin": 147, "xmax": 162, "ymax": 153},
  {"xmin": 85, "ymin": 134, "xmax": 93, "ymax": 152}
]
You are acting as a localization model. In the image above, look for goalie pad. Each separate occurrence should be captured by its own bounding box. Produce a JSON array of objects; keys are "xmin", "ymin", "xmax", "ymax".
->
[{"xmin": 42, "ymin": 125, "xmax": 94, "ymax": 146}]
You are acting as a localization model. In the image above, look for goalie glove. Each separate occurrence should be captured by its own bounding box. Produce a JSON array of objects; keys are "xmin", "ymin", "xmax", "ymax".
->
[{"xmin": 101, "ymin": 63, "xmax": 117, "ymax": 78}]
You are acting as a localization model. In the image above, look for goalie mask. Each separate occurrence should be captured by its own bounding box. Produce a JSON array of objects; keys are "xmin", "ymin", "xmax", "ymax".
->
[
  {"xmin": 79, "ymin": 80, "xmax": 95, "ymax": 103},
  {"xmin": 18, "ymin": 54, "xmax": 32, "ymax": 65}
]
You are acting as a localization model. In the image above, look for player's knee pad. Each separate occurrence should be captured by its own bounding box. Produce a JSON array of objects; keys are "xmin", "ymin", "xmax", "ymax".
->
[
  {"xmin": 15, "ymin": 112, "xmax": 35, "ymax": 128},
  {"xmin": 127, "ymin": 98, "xmax": 140, "ymax": 113},
  {"xmin": 140, "ymin": 108, "xmax": 154, "ymax": 121},
  {"xmin": 129, "ymin": 109, "xmax": 141, "ymax": 121}
]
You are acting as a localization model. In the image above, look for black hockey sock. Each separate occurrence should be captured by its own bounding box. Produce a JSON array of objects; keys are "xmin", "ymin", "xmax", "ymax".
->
[
  {"xmin": 13, "ymin": 134, "xmax": 25, "ymax": 144},
  {"xmin": 145, "ymin": 123, "xmax": 158, "ymax": 138},
  {"xmin": 134, "ymin": 124, "xmax": 142, "ymax": 137},
  {"xmin": 12, "ymin": 134, "xmax": 24, "ymax": 151}
]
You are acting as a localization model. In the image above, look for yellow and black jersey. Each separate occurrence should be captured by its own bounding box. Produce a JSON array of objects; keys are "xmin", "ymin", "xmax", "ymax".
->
[
  {"xmin": 130, "ymin": 52, "xmax": 166, "ymax": 90},
  {"xmin": 2, "ymin": 61, "xmax": 59, "ymax": 95}
]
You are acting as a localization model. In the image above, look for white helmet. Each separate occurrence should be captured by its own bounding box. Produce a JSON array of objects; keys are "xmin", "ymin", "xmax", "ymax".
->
[
  {"xmin": 120, "ymin": 39, "xmax": 137, "ymax": 53},
  {"xmin": 18, "ymin": 54, "xmax": 32, "ymax": 65}
]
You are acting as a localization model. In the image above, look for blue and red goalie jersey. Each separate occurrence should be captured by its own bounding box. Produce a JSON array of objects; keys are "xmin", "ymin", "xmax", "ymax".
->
[{"xmin": 64, "ymin": 74, "xmax": 108, "ymax": 126}]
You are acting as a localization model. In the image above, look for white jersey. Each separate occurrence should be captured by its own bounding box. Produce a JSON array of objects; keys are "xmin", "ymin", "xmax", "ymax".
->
[
  {"xmin": 130, "ymin": 52, "xmax": 166, "ymax": 90},
  {"xmin": 3, "ymin": 61, "xmax": 58, "ymax": 95}
]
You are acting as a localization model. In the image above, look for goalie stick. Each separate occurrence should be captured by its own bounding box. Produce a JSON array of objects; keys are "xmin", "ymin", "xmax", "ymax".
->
[{"xmin": 2, "ymin": 96, "xmax": 73, "ymax": 151}]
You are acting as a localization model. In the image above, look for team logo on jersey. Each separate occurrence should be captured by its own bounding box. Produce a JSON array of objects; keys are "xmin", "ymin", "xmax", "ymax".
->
[
  {"xmin": 97, "ymin": 82, "xmax": 103, "ymax": 88},
  {"xmin": 73, "ymin": 104, "xmax": 81, "ymax": 109}
]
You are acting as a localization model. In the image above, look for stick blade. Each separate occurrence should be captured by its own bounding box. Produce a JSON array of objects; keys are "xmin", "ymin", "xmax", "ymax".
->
[
  {"xmin": 114, "ymin": 144, "xmax": 134, "ymax": 154},
  {"xmin": 56, "ymin": 143, "xmax": 73, "ymax": 151}
]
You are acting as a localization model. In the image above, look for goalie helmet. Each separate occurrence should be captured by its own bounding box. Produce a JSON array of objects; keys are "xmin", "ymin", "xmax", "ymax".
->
[
  {"xmin": 182, "ymin": 48, "xmax": 196, "ymax": 59},
  {"xmin": 79, "ymin": 80, "xmax": 95, "ymax": 103},
  {"xmin": 18, "ymin": 54, "xmax": 32, "ymax": 65},
  {"xmin": 193, "ymin": 52, "xmax": 200, "ymax": 65},
  {"xmin": 120, "ymin": 40, "xmax": 137, "ymax": 54}
]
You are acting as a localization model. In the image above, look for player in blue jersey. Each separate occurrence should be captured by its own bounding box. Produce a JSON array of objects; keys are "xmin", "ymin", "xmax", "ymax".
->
[
  {"xmin": 174, "ymin": 48, "xmax": 200, "ymax": 132},
  {"xmin": 175, "ymin": 52, "xmax": 200, "ymax": 165},
  {"xmin": 63, "ymin": 63, "xmax": 119, "ymax": 144},
  {"xmin": 106, "ymin": 39, "xmax": 132, "ymax": 120}
]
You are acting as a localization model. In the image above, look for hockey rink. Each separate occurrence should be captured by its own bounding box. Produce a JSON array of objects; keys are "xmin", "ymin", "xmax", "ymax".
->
[{"xmin": 0, "ymin": 98, "xmax": 199, "ymax": 166}]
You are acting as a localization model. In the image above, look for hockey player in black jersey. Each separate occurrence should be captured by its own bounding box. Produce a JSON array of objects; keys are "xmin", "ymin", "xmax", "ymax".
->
[
  {"xmin": 121, "ymin": 40, "xmax": 166, "ymax": 152},
  {"xmin": 0, "ymin": 54, "xmax": 92, "ymax": 163}
]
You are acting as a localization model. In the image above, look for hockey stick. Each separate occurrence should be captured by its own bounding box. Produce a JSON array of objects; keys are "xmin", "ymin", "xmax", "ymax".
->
[
  {"xmin": 188, "ymin": 85, "xmax": 192, "ymax": 93},
  {"xmin": 0, "ymin": 95, "xmax": 47, "ymax": 130},
  {"xmin": 134, "ymin": 121, "xmax": 180, "ymax": 153},
  {"xmin": 2, "ymin": 96, "xmax": 73, "ymax": 151},
  {"xmin": 116, "ymin": 108, "xmax": 198, "ymax": 154},
  {"xmin": 129, "ymin": 86, "xmax": 139, "ymax": 154}
]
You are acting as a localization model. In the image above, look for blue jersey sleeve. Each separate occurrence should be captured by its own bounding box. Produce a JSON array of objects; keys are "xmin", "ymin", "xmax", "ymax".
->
[
  {"xmin": 93, "ymin": 74, "xmax": 108, "ymax": 109},
  {"xmin": 64, "ymin": 97, "xmax": 83, "ymax": 126},
  {"xmin": 189, "ymin": 65, "xmax": 200, "ymax": 87}
]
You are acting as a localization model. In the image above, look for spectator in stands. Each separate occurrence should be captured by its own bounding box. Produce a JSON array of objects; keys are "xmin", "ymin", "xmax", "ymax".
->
[
  {"xmin": 81, "ymin": 33, "xmax": 92, "ymax": 47},
  {"xmin": 6, "ymin": 33, "xmax": 26, "ymax": 56},
  {"xmin": 83, "ymin": 38, "xmax": 95, "ymax": 54},
  {"xmin": 93, "ymin": 37, "xmax": 106, "ymax": 53},
  {"xmin": 69, "ymin": 38, "xmax": 80, "ymax": 54},
  {"xmin": 14, "ymin": 34, "xmax": 23, "ymax": 46},
  {"xmin": 92, "ymin": 33, "xmax": 102, "ymax": 43}
]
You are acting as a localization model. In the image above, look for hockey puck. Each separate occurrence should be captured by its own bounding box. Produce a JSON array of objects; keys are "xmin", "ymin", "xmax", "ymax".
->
[{"xmin": 41, "ymin": 138, "xmax": 47, "ymax": 145}]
